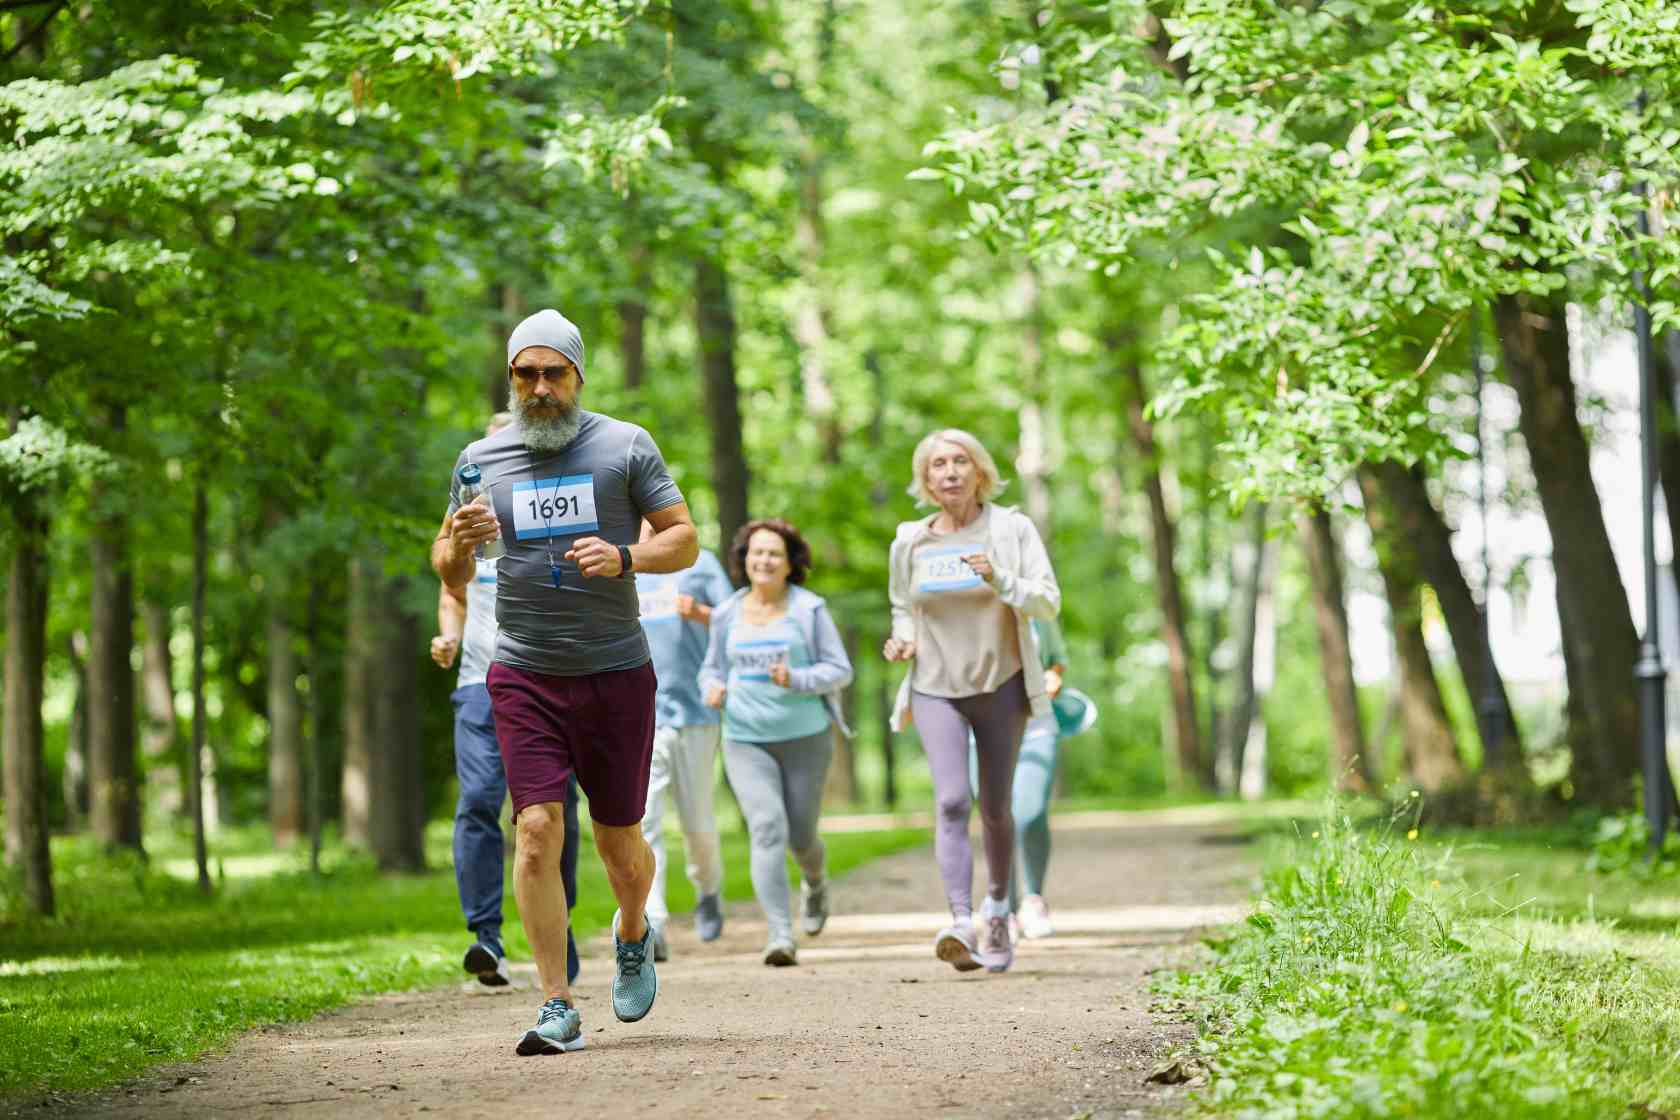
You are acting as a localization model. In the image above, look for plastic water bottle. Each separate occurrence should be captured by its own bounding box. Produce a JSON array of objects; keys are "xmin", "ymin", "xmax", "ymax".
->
[{"xmin": 456, "ymin": 463, "xmax": 505, "ymax": 560}]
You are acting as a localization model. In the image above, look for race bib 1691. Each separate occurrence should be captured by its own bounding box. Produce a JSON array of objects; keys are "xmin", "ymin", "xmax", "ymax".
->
[{"xmin": 511, "ymin": 475, "xmax": 599, "ymax": 540}]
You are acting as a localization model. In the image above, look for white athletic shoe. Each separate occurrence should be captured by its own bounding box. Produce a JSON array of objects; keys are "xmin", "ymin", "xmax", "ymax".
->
[
  {"xmin": 975, "ymin": 896, "xmax": 1014, "ymax": 973},
  {"xmin": 934, "ymin": 922, "xmax": 982, "ymax": 972},
  {"xmin": 1018, "ymin": 894, "xmax": 1054, "ymax": 940}
]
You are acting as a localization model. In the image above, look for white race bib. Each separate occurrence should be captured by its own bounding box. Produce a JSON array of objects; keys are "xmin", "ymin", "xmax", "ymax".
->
[
  {"xmin": 638, "ymin": 578, "xmax": 680, "ymax": 623},
  {"xmin": 732, "ymin": 638, "xmax": 790, "ymax": 682},
  {"xmin": 511, "ymin": 474, "xmax": 598, "ymax": 540},
  {"xmin": 914, "ymin": 544, "xmax": 982, "ymax": 593}
]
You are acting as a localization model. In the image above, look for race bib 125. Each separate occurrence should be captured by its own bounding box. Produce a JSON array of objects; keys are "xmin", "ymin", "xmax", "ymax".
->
[
  {"xmin": 915, "ymin": 544, "xmax": 982, "ymax": 593},
  {"xmin": 511, "ymin": 474, "xmax": 599, "ymax": 540}
]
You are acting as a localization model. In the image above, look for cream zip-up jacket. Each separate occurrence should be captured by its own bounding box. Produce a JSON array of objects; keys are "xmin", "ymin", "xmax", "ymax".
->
[{"xmin": 888, "ymin": 503, "xmax": 1061, "ymax": 731}]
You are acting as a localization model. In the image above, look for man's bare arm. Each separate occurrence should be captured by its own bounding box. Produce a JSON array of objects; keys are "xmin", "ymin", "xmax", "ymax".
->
[
  {"xmin": 438, "ymin": 581, "xmax": 466, "ymax": 639},
  {"xmin": 633, "ymin": 501, "xmax": 699, "ymax": 574},
  {"xmin": 431, "ymin": 582, "xmax": 467, "ymax": 668}
]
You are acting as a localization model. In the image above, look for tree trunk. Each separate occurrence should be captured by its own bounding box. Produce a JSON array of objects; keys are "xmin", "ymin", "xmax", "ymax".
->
[
  {"xmin": 618, "ymin": 241, "xmax": 649, "ymax": 391},
  {"xmin": 1217, "ymin": 501, "xmax": 1267, "ymax": 794},
  {"xmin": 1016, "ymin": 268, "xmax": 1053, "ymax": 536},
  {"xmin": 1655, "ymin": 333, "xmax": 1680, "ymax": 610},
  {"xmin": 1199, "ymin": 431, "xmax": 1223, "ymax": 774},
  {"xmin": 1120, "ymin": 359, "xmax": 1204, "ymax": 787},
  {"xmin": 1363, "ymin": 461, "xmax": 1523, "ymax": 768},
  {"xmin": 299, "ymin": 575, "xmax": 323, "ymax": 874},
  {"xmin": 1297, "ymin": 509, "xmax": 1374, "ymax": 792},
  {"xmin": 62, "ymin": 633, "xmax": 89, "ymax": 833},
  {"xmin": 1239, "ymin": 525, "xmax": 1279, "ymax": 801},
  {"xmin": 695, "ymin": 254, "xmax": 750, "ymax": 553},
  {"xmin": 139, "ymin": 599, "xmax": 183, "ymax": 819},
  {"xmin": 267, "ymin": 598, "xmax": 303, "ymax": 846},
  {"xmin": 4, "ymin": 489, "xmax": 54, "ymax": 915},
  {"xmin": 340, "ymin": 555, "xmax": 377, "ymax": 849},
  {"xmin": 486, "ymin": 282, "xmax": 517, "ymax": 412},
  {"xmin": 793, "ymin": 154, "xmax": 842, "ymax": 463},
  {"xmin": 1495, "ymin": 291, "xmax": 1641, "ymax": 807},
  {"xmin": 186, "ymin": 481, "xmax": 212, "ymax": 893},
  {"xmin": 369, "ymin": 571, "xmax": 426, "ymax": 872},
  {"xmin": 1360, "ymin": 472, "xmax": 1466, "ymax": 792},
  {"xmin": 88, "ymin": 428, "xmax": 142, "ymax": 850}
]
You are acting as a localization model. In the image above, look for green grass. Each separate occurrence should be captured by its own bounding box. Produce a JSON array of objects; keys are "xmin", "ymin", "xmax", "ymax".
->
[
  {"xmin": 1166, "ymin": 801, "xmax": 1680, "ymax": 1119},
  {"xmin": 0, "ymin": 817, "xmax": 929, "ymax": 1101}
]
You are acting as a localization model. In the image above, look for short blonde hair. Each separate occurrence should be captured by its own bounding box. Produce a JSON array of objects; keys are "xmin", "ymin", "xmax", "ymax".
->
[{"xmin": 906, "ymin": 428, "xmax": 1007, "ymax": 507}]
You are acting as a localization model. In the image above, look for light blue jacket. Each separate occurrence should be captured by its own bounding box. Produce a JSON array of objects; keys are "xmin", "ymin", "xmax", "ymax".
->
[{"xmin": 699, "ymin": 584, "xmax": 856, "ymax": 738}]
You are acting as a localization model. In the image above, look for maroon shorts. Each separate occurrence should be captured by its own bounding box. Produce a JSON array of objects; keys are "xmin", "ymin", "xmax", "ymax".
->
[{"xmin": 485, "ymin": 660, "xmax": 657, "ymax": 827}]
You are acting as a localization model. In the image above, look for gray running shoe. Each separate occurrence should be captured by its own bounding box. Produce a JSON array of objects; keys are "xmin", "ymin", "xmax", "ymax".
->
[
  {"xmin": 694, "ymin": 892, "xmax": 725, "ymax": 942},
  {"xmin": 611, "ymin": 909, "xmax": 659, "ymax": 1023},
  {"xmin": 934, "ymin": 922, "xmax": 982, "ymax": 972},
  {"xmin": 762, "ymin": 937, "xmax": 797, "ymax": 967},
  {"xmin": 515, "ymin": 997, "xmax": 585, "ymax": 1055},
  {"xmin": 652, "ymin": 922, "xmax": 670, "ymax": 963},
  {"xmin": 976, "ymin": 899, "xmax": 1015, "ymax": 973},
  {"xmin": 463, "ymin": 940, "xmax": 510, "ymax": 987},
  {"xmin": 800, "ymin": 879, "xmax": 829, "ymax": 937}
]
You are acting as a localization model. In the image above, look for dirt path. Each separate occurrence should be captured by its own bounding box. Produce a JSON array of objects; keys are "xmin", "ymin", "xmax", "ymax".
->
[{"xmin": 49, "ymin": 816, "xmax": 1252, "ymax": 1119}]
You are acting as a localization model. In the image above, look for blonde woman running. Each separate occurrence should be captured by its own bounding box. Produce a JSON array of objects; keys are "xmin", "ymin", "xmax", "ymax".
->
[{"xmin": 884, "ymin": 429, "xmax": 1060, "ymax": 974}]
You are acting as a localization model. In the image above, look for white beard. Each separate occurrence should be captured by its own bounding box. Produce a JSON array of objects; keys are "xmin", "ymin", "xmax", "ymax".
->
[{"xmin": 514, "ymin": 397, "xmax": 583, "ymax": 453}]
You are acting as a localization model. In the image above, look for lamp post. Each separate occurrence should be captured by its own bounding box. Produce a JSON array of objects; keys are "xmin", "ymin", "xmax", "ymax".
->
[{"xmin": 1634, "ymin": 169, "xmax": 1674, "ymax": 859}]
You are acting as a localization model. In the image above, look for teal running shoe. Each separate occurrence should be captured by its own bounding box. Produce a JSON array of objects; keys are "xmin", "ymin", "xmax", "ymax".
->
[
  {"xmin": 515, "ymin": 997, "xmax": 585, "ymax": 1056},
  {"xmin": 611, "ymin": 910, "xmax": 659, "ymax": 1023}
]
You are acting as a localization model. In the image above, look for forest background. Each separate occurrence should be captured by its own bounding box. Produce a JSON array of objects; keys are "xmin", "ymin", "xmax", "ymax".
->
[
  {"xmin": 6, "ymin": 1, "xmax": 1680, "ymax": 1112},
  {"xmin": 4, "ymin": 0, "xmax": 1678, "ymax": 894}
]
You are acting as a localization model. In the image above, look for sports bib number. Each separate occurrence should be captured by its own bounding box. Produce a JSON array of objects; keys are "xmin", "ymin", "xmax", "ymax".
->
[
  {"xmin": 638, "ymin": 578, "xmax": 680, "ymax": 623},
  {"xmin": 732, "ymin": 638, "xmax": 790, "ymax": 682},
  {"xmin": 511, "ymin": 475, "xmax": 599, "ymax": 540},
  {"xmin": 915, "ymin": 545, "xmax": 983, "ymax": 593}
]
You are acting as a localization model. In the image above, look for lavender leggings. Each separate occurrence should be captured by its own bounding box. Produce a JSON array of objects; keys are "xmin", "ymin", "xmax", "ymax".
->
[{"xmin": 910, "ymin": 672, "xmax": 1029, "ymax": 919}]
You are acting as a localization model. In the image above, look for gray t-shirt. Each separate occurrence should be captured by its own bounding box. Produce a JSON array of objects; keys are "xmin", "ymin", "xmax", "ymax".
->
[
  {"xmin": 456, "ymin": 557, "xmax": 499, "ymax": 690},
  {"xmin": 445, "ymin": 412, "xmax": 684, "ymax": 677}
]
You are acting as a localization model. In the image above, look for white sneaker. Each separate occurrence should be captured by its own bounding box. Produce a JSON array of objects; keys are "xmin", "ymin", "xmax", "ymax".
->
[
  {"xmin": 1018, "ymin": 894, "xmax": 1054, "ymax": 940},
  {"xmin": 763, "ymin": 937, "xmax": 798, "ymax": 967},
  {"xmin": 975, "ymin": 896, "xmax": 1014, "ymax": 973},
  {"xmin": 934, "ymin": 922, "xmax": 981, "ymax": 972}
]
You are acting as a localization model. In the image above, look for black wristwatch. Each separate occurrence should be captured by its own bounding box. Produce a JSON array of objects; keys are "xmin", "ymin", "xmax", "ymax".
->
[{"xmin": 618, "ymin": 544, "xmax": 634, "ymax": 575}]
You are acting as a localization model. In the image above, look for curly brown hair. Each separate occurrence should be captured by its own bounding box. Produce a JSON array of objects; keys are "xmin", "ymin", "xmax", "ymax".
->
[{"xmin": 728, "ymin": 518, "xmax": 813, "ymax": 586}]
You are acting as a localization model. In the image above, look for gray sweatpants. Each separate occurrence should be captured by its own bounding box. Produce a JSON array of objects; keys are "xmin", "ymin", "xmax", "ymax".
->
[{"xmin": 722, "ymin": 729, "xmax": 833, "ymax": 942}]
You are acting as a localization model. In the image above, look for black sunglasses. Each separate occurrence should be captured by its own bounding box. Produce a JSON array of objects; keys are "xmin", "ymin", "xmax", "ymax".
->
[{"xmin": 510, "ymin": 365, "xmax": 573, "ymax": 383}]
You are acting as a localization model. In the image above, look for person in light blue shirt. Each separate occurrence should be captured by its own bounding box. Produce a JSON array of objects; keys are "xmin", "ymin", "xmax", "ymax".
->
[
  {"xmin": 634, "ymin": 525, "xmax": 736, "ymax": 959},
  {"xmin": 699, "ymin": 518, "xmax": 853, "ymax": 967}
]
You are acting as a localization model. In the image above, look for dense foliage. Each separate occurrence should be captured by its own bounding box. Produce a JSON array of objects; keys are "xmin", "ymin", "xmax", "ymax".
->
[{"xmin": 1, "ymin": 0, "xmax": 1672, "ymax": 894}]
